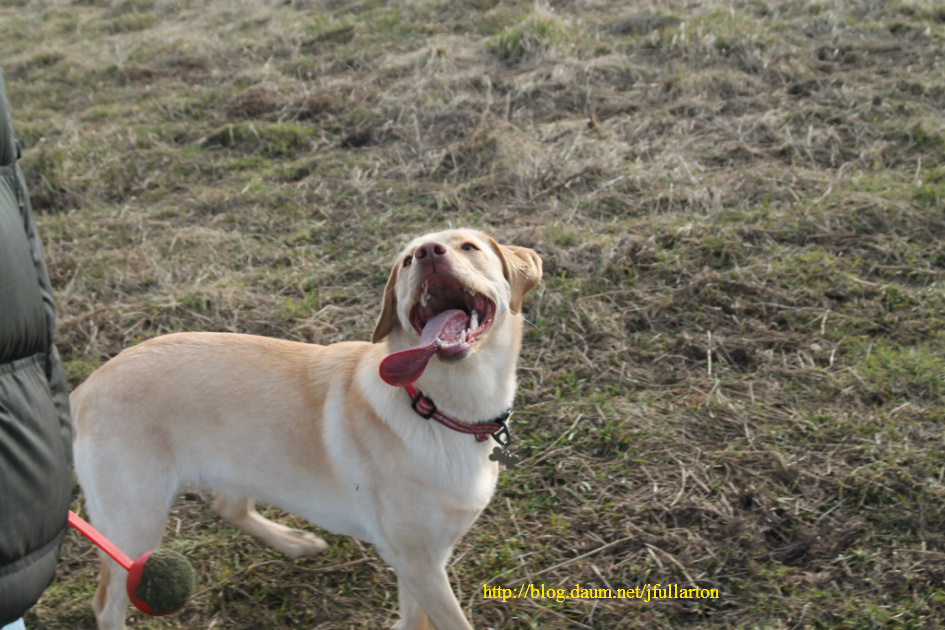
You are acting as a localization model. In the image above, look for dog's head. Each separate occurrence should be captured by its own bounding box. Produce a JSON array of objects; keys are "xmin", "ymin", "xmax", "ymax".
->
[{"xmin": 372, "ymin": 229, "xmax": 541, "ymax": 386}]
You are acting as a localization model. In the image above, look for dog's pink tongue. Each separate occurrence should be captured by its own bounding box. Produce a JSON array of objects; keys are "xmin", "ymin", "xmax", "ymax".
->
[{"xmin": 379, "ymin": 309, "xmax": 468, "ymax": 386}]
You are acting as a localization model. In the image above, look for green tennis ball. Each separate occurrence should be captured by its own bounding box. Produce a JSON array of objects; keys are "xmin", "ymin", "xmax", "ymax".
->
[{"xmin": 130, "ymin": 549, "xmax": 195, "ymax": 615}]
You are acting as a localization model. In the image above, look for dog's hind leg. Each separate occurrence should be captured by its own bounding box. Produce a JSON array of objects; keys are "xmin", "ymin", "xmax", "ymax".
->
[
  {"xmin": 84, "ymin": 490, "xmax": 172, "ymax": 630},
  {"xmin": 76, "ymin": 436, "xmax": 176, "ymax": 629},
  {"xmin": 91, "ymin": 553, "xmax": 132, "ymax": 630},
  {"xmin": 212, "ymin": 494, "xmax": 328, "ymax": 558}
]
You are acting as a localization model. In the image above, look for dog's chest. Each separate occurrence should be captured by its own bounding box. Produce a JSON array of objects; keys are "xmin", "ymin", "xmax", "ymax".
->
[{"xmin": 429, "ymin": 443, "xmax": 499, "ymax": 510}]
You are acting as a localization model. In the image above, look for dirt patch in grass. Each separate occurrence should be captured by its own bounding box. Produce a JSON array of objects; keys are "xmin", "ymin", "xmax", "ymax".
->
[{"xmin": 4, "ymin": 0, "xmax": 945, "ymax": 628}]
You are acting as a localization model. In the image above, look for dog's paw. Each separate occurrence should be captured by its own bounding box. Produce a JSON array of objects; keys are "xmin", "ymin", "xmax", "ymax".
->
[{"xmin": 280, "ymin": 529, "xmax": 329, "ymax": 558}]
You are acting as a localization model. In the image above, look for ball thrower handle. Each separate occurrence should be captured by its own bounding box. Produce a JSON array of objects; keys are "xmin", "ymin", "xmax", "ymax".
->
[{"xmin": 67, "ymin": 510, "xmax": 135, "ymax": 571}]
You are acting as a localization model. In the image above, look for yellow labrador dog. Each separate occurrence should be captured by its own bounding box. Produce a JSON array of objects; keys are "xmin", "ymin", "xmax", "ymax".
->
[{"xmin": 71, "ymin": 229, "xmax": 541, "ymax": 630}]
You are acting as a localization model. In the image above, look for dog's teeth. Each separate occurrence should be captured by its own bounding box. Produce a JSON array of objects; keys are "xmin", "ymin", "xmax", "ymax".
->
[
  {"xmin": 466, "ymin": 287, "xmax": 476, "ymax": 297},
  {"xmin": 435, "ymin": 331, "xmax": 468, "ymax": 349},
  {"xmin": 420, "ymin": 281, "xmax": 430, "ymax": 307},
  {"xmin": 469, "ymin": 311, "xmax": 479, "ymax": 331}
]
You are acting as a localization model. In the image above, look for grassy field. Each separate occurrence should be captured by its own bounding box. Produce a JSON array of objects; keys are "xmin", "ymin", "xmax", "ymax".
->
[{"xmin": 3, "ymin": 0, "xmax": 945, "ymax": 628}]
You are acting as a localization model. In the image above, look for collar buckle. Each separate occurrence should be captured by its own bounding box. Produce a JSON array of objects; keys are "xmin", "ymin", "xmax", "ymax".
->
[
  {"xmin": 490, "ymin": 413, "xmax": 513, "ymax": 451},
  {"xmin": 409, "ymin": 389, "xmax": 437, "ymax": 419}
]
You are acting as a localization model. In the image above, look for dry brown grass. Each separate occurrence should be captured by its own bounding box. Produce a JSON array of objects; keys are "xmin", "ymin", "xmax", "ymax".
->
[{"xmin": 3, "ymin": 0, "xmax": 945, "ymax": 628}]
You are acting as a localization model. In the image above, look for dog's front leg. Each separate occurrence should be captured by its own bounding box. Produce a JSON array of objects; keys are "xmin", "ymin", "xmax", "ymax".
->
[
  {"xmin": 392, "ymin": 576, "xmax": 429, "ymax": 630},
  {"xmin": 391, "ymin": 561, "xmax": 474, "ymax": 630}
]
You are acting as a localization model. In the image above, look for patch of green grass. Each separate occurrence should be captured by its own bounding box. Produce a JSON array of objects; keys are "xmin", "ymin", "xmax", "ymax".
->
[
  {"xmin": 200, "ymin": 123, "xmax": 315, "ymax": 159},
  {"xmin": 98, "ymin": 12, "xmax": 157, "ymax": 34},
  {"xmin": 488, "ymin": 5, "xmax": 572, "ymax": 63},
  {"xmin": 545, "ymin": 224, "xmax": 578, "ymax": 247},
  {"xmin": 699, "ymin": 233, "xmax": 747, "ymax": 270},
  {"xmin": 914, "ymin": 165, "xmax": 945, "ymax": 208},
  {"xmin": 849, "ymin": 338, "xmax": 945, "ymax": 404}
]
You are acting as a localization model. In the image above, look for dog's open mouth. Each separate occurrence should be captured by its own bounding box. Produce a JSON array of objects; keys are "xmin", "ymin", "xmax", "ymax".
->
[
  {"xmin": 410, "ymin": 276, "xmax": 495, "ymax": 353},
  {"xmin": 379, "ymin": 274, "xmax": 496, "ymax": 386}
]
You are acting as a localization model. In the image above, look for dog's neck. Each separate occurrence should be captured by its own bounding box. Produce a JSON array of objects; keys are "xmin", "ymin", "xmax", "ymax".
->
[{"xmin": 384, "ymin": 313, "xmax": 524, "ymax": 423}]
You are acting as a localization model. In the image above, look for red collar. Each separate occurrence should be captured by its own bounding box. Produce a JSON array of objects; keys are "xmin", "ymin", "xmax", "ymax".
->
[{"xmin": 404, "ymin": 385, "xmax": 512, "ymax": 446}]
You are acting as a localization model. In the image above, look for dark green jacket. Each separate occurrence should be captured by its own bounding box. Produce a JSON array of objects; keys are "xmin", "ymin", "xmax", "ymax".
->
[{"xmin": 0, "ymin": 69, "xmax": 73, "ymax": 625}]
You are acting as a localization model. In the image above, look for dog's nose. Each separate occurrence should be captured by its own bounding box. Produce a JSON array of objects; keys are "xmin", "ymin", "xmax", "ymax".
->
[{"xmin": 413, "ymin": 242, "xmax": 448, "ymax": 264}]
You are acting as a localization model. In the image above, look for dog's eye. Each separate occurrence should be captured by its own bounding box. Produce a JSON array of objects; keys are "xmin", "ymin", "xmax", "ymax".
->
[
  {"xmin": 403, "ymin": 255, "xmax": 413, "ymax": 267},
  {"xmin": 461, "ymin": 243, "xmax": 478, "ymax": 252}
]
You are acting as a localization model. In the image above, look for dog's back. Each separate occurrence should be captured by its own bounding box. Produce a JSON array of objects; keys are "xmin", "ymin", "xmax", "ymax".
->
[{"xmin": 71, "ymin": 332, "xmax": 378, "ymax": 534}]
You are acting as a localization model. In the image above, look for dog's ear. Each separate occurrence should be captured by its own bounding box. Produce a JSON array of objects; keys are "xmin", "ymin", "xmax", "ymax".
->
[
  {"xmin": 486, "ymin": 237, "xmax": 543, "ymax": 314},
  {"xmin": 372, "ymin": 260, "xmax": 400, "ymax": 343}
]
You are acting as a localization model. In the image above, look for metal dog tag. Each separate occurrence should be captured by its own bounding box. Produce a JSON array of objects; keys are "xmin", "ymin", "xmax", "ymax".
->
[{"xmin": 490, "ymin": 446, "xmax": 520, "ymax": 469}]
